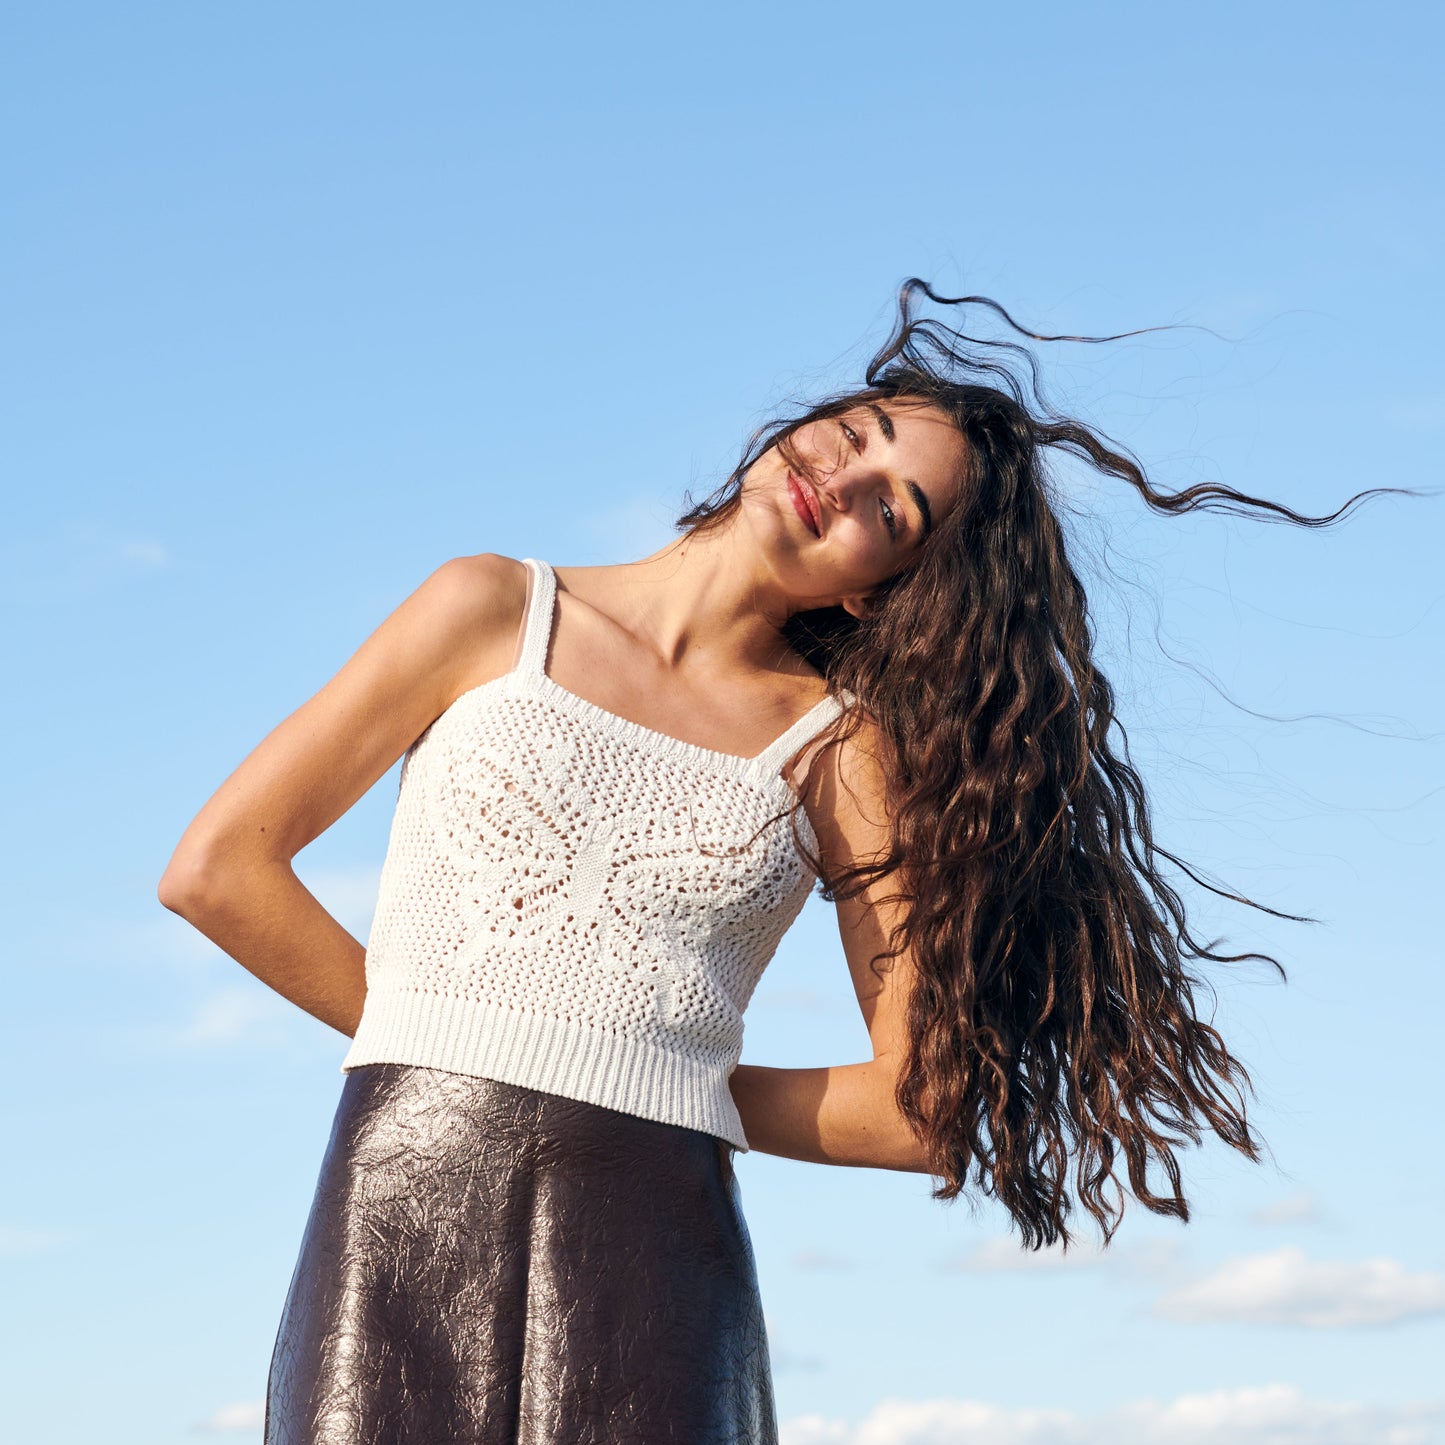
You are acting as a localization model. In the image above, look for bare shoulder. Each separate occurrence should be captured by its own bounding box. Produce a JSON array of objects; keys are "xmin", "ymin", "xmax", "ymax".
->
[
  {"xmin": 428, "ymin": 550, "xmax": 527, "ymax": 623},
  {"xmin": 424, "ymin": 551, "xmax": 532, "ymax": 703}
]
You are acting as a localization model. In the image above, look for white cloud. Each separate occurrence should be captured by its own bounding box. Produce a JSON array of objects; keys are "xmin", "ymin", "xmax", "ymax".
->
[
  {"xmin": 197, "ymin": 1399, "xmax": 265, "ymax": 1432},
  {"xmin": 1154, "ymin": 1247, "xmax": 1445, "ymax": 1328},
  {"xmin": 780, "ymin": 1384, "xmax": 1445, "ymax": 1445},
  {"xmin": 1249, "ymin": 1191, "xmax": 1320, "ymax": 1226}
]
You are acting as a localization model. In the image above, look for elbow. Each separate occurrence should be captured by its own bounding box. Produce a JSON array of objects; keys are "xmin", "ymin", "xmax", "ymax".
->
[
  {"xmin": 906, "ymin": 1138, "xmax": 938, "ymax": 1176},
  {"xmin": 889, "ymin": 1124, "xmax": 937, "ymax": 1176},
  {"xmin": 159, "ymin": 846, "xmax": 288, "ymax": 916},
  {"xmin": 157, "ymin": 850, "xmax": 219, "ymax": 915},
  {"xmin": 885, "ymin": 1097, "xmax": 936, "ymax": 1176},
  {"xmin": 157, "ymin": 863, "xmax": 199, "ymax": 915},
  {"xmin": 869, "ymin": 1058, "xmax": 935, "ymax": 1175},
  {"xmin": 854, "ymin": 1123, "xmax": 933, "ymax": 1175},
  {"xmin": 863, "ymin": 1090, "xmax": 937, "ymax": 1175}
]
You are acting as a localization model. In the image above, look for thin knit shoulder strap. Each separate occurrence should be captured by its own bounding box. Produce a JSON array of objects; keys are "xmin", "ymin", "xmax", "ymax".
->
[
  {"xmin": 753, "ymin": 687, "xmax": 852, "ymax": 777},
  {"xmin": 514, "ymin": 557, "xmax": 557, "ymax": 678}
]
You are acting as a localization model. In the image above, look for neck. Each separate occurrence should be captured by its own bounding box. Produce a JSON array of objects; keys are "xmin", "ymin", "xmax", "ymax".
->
[{"xmin": 607, "ymin": 520, "xmax": 813, "ymax": 679}]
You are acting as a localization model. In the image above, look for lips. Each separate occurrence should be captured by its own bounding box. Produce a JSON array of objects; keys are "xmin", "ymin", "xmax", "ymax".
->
[{"xmin": 787, "ymin": 472, "xmax": 821, "ymax": 536}]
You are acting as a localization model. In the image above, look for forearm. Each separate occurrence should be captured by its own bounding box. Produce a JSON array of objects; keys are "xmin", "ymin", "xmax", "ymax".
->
[
  {"xmin": 727, "ymin": 1059, "xmax": 932, "ymax": 1173},
  {"xmin": 160, "ymin": 858, "xmax": 368, "ymax": 1038}
]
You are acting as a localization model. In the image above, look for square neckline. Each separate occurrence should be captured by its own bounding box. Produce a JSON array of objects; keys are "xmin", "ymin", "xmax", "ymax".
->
[{"xmin": 516, "ymin": 557, "xmax": 845, "ymax": 776}]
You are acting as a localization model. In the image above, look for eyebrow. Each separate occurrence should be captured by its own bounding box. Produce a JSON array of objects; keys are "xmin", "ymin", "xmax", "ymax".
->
[{"xmin": 864, "ymin": 402, "xmax": 934, "ymax": 539}]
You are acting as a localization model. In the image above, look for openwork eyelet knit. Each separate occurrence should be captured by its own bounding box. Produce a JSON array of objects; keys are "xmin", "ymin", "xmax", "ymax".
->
[{"xmin": 340, "ymin": 558, "xmax": 852, "ymax": 1150}]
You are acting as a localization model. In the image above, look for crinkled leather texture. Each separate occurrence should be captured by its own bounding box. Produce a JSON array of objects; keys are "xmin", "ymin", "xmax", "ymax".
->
[{"xmin": 266, "ymin": 1064, "xmax": 779, "ymax": 1444}]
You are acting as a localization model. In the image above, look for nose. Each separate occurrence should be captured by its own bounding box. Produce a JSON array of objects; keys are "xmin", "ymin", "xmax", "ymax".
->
[{"xmin": 820, "ymin": 468, "xmax": 873, "ymax": 515}]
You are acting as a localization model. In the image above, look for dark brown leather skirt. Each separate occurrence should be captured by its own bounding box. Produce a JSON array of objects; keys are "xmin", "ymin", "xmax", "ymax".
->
[{"xmin": 264, "ymin": 1063, "xmax": 779, "ymax": 1444}]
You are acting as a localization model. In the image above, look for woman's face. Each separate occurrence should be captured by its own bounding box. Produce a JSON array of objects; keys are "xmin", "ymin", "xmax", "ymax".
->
[{"xmin": 747, "ymin": 397, "xmax": 969, "ymax": 617}]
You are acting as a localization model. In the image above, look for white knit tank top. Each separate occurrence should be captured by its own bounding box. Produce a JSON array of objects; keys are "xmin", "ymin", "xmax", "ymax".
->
[{"xmin": 340, "ymin": 557, "xmax": 851, "ymax": 1150}]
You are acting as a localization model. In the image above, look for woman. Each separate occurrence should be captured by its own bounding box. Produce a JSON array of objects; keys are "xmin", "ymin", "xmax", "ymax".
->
[{"xmin": 158, "ymin": 280, "xmax": 1393, "ymax": 1443}]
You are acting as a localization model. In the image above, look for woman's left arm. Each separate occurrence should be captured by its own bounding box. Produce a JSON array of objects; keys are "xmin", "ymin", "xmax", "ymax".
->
[
  {"xmin": 728, "ymin": 717, "xmax": 936, "ymax": 1175},
  {"xmin": 728, "ymin": 1058, "xmax": 929, "ymax": 1172}
]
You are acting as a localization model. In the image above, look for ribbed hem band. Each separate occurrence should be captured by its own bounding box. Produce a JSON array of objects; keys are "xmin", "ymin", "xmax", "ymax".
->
[{"xmin": 338, "ymin": 985, "xmax": 750, "ymax": 1151}]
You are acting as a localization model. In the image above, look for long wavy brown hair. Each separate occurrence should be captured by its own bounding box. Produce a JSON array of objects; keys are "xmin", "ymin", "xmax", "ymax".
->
[{"xmin": 676, "ymin": 279, "xmax": 1416, "ymax": 1249}]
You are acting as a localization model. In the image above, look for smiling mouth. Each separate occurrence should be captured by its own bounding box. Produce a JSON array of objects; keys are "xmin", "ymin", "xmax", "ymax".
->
[{"xmin": 788, "ymin": 472, "xmax": 821, "ymax": 536}]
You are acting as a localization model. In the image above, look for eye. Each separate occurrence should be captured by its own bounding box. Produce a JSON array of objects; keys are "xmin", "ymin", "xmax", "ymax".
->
[
  {"xmin": 841, "ymin": 421, "xmax": 862, "ymax": 450},
  {"xmin": 880, "ymin": 498, "xmax": 898, "ymax": 539}
]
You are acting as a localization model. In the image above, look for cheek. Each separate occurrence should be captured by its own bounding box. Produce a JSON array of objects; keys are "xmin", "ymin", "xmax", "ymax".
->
[{"xmin": 842, "ymin": 523, "xmax": 889, "ymax": 571}]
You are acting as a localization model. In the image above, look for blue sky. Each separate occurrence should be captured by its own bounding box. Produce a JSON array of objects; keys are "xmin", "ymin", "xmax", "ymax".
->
[{"xmin": 4, "ymin": 2, "xmax": 1443, "ymax": 1441}]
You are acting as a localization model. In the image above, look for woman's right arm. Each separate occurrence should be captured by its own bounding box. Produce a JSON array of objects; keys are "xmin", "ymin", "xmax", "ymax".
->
[{"xmin": 156, "ymin": 552, "xmax": 526, "ymax": 1039}]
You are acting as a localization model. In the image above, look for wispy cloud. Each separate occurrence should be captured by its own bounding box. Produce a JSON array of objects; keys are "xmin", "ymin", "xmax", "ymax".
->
[
  {"xmin": 772, "ymin": 1344, "xmax": 826, "ymax": 1374},
  {"xmin": 293, "ymin": 861, "xmax": 385, "ymax": 946},
  {"xmin": 1384, "ymin": 398, "xmax": 1445, "ymax": 432},
  {"xmin": 197, "ymin": 1399, "xmax": 265, "ymax": 1432},
  {"xmin": 765, "ymin": 1311, "xmax": 825, "ymax": 1374},
  {"xmin": 569, "ymin": 490, "xmax": 679, "ymax": 562},
  {"xmin": 1154, "ymin": 1247, "xmax": 1445, "ymax": 1328},
  {"xmin": 0, "ymin": 522, "xmax": 177, "ymax": 604},
  {"xmin": 97, "ymin": 860, "xmax": 385, "ymax": 1057},
  {"xmin": 793, "ymin": 1248, "xmax": 855, "ymax": 1271},
  {"xmin": 89, "ymin": 912, "xmax": 231, "ymax": 976},
  {"xmin": 176, "ymin": 985, "xmax": 293, "ymax": 1045},
  {"xmin": 943, "ymin": 1234, "xmax": 1183, "ymax": 1281},
  {"xmin": 1249, "ymin": 1191, "xmax": 1321, "ymax": 1227},
  {"xmin": 101, "ymin": 977, "xmax": 336, "ymax": 1060},
  {"xmin": 780, "ymin": 1383, "xmax": 1445, "ymax": 1445},
  {"xmin": 93, "ymin": 862, "xmax": 381, "ymax": 979},
  {"xmin": 0, "ymin": 1223, "xmax": 77, "ymax": 1256},
  {"xmin": 945, "ymin": 1235, "xmax": 1108, "ymax": 1273},
  {"xmin": 114, "ymin": 537, "xmax": 172, "ymax": 567}
]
